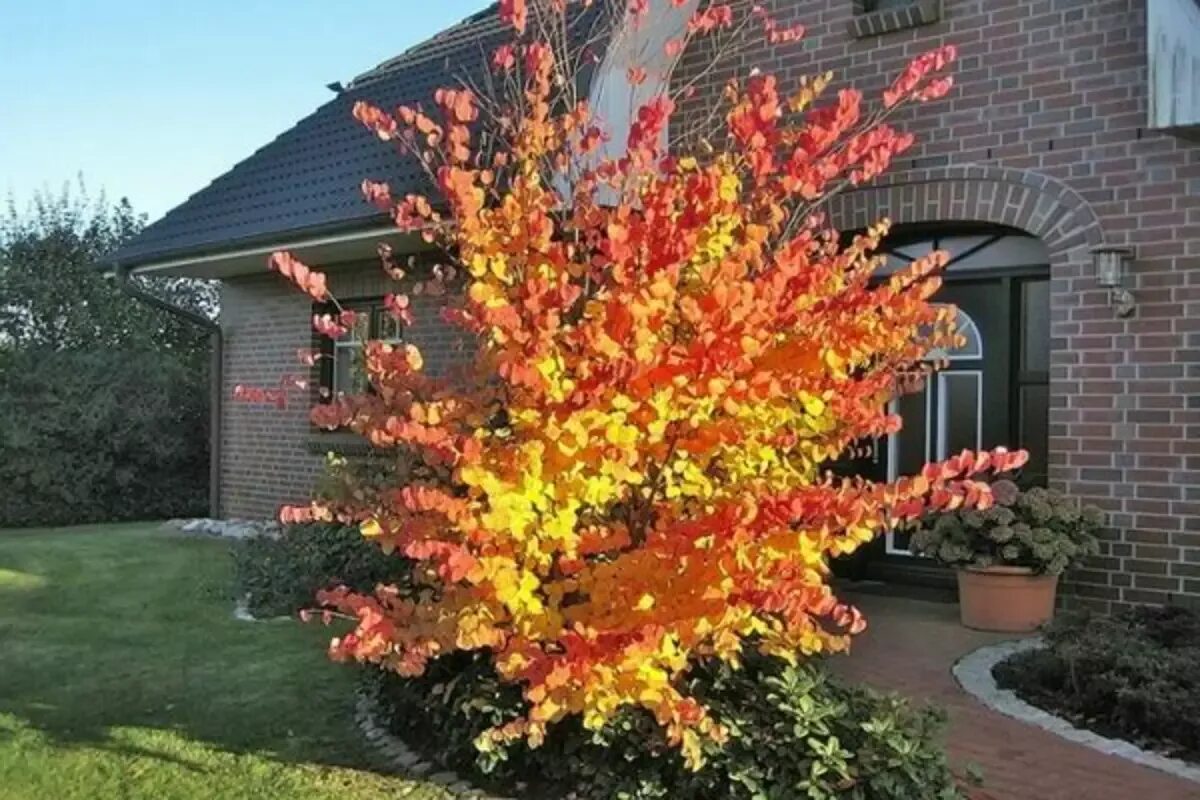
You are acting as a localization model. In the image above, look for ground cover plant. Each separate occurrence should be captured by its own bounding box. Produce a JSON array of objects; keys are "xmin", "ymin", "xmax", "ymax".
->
[
  {"xmin": 994, "ymin": 605, "xmax": 1200, "ymax": 763},
  {"xmin": 266, "ymin": 0, "xmax": 1026, "ymax": 787},
  {"xmin": 369, "ymin": 651, "xmax": 966, "ymax": 799}
]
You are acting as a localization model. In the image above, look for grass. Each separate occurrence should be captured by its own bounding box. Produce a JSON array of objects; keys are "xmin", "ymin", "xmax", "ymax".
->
[{"xmin": 0, "ymin": 522, "xmax": 452, "ymax": 800}]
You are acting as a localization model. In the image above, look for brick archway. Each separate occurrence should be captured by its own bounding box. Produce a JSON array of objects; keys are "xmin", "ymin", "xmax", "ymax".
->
[{"xmin": 826, "ymin": 166, "xmax": 1107, "ymax": 265}]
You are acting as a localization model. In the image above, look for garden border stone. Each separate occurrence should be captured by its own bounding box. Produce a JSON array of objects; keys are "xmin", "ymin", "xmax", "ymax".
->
[
  {"xmin": 163, "ymin": 517, "xmax": 282, "ymax": 541},
  {"xmin": 353, "ymin": 685, "xmax": 515, "ymax": 800},
  {"xmin": 953, "ymin": 638, "xmax": 1200, "ymax": 785},
  {"xmin": 231, "ymin": 594, "xmax": 291, "ymax": 623}
]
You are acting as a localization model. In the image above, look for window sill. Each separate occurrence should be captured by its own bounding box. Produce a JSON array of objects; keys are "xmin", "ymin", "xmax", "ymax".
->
[
  {"xmin": 306, "ymin": 431, "xmax": 374, "ymax": 457},
  {"xmin": 849, "ymin": 0, "xmax": 942, "ymax": 38}
]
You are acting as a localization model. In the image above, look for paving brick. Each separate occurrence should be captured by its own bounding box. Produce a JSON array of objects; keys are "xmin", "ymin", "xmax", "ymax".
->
[{"xmin": 835, "ymin": 594, "xmax": 1200, "ymax": 800}]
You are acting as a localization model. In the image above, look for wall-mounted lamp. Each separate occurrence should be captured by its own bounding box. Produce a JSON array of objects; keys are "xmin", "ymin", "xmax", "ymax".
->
[{"xmin": 1091, "ymin": 245, "xmax": 1135, "ymax": 318}]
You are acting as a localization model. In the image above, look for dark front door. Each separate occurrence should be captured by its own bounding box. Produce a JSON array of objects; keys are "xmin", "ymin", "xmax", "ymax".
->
[{"xmin": 832, "ymin": 229, "xmax": 1050, "ymax": 587}]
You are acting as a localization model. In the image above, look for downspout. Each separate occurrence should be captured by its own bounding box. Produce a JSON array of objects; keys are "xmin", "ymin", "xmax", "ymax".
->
[{"xmin": 113, "ymin": 264, "xmax": 222, "ymax": 519}]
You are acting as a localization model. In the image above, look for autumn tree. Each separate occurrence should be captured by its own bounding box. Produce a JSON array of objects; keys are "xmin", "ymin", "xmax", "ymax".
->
[{"xmin": 272, "ymin": 0, "xmax": 1025, "ymax": 767}]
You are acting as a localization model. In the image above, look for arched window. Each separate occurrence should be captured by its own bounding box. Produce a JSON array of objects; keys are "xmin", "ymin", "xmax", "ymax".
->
[
  {"xmin": 872, "ymin": 227, "xmax": 1050, "ymax": 276},
  {"xmin": 927, "ymin": 304, "xmax": 983, "ymax": 361}
]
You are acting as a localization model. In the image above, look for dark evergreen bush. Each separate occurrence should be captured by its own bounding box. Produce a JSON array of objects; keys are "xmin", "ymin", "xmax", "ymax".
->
[
  {"xmin": 0, "ymin": 347, "xmax": 208, "ymax": 527},
  {"xmin": 994, "ymin": 605, "xmax": 1200, "ymax": 762},
  {"xmin": 232, "ymin": 523, "xmax": 404, "ymax": 618},
  {"xmin": 367, "ymin": 651, "xmax": 966, "ymax": 800}
]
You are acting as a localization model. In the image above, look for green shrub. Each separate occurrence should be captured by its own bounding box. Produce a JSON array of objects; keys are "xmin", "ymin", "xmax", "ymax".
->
[
  {"xmin": 0, "ymin": 347, "xmax": 207, "ymax": 528},
  {"xmin": 908, "ymin": 481, "xmax": 1104, "ymax": 575},
  {"xmin": 994, "ymin": 605, "xmax": 1200, "ymax": 761},
  {"xmin": 367, "ymin": 652, "xmax": 966, "ymax": 800},
  {"xmin": 232, "ymin": 523, "xmax": 404, "ymax": 618}
]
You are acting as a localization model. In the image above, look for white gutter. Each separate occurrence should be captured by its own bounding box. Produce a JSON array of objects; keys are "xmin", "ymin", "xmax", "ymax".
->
[{"xmin": 129, "ymin": 225, "xmax": 424, "ymax": 279}]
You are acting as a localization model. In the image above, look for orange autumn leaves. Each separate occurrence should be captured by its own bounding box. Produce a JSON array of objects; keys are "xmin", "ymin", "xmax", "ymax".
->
[{"xmin": 270, "ymin": 0, "xmax": 1019, "ymax": 770}]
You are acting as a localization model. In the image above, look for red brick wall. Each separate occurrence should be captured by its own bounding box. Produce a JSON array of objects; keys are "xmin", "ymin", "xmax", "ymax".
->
[
  {"xmin": 673, "ymin": 0, "xmax": 1199, "ymax": 609},
  {"xmin": 219, "ymin": 0, "xmax": 1199, "ymax": 608},
  {"xmin": 219, "ymin": 262, "xmax": 463, "ymax": 519}
]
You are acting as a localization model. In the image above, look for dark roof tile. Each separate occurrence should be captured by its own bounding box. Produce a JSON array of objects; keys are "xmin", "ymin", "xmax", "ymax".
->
[{"xmin": 107, "ymin": 4, "xmax": 524, "ymax": 267}]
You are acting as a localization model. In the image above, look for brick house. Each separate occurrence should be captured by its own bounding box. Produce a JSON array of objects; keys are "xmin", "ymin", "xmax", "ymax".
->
[{"xmin": 106, "ymin": 0, "xmax": 1200, "ymax": 611}]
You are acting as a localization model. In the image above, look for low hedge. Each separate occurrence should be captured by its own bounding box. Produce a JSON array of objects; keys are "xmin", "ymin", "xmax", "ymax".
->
[
  {"xmin": 231, "ymin": 523, "xmax": 403, "ymax": 618},
  {"xmin": 367, "ymin": 650, "xmax": 967, "ymax": 800},
  {"xmin": 994, "ymin": 605, "xmax": 1200, "ymax": 762}
]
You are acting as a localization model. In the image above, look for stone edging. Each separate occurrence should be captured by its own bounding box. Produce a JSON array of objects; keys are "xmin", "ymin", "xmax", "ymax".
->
[
  {"xmin": 353, "ymin": 686, "xmax": 513, "ymax": 799},
  {"xmin": 953, "ymin": 638, "xmax": 1200, "ymax": 785},
  {"xmin": 162, "ymin": 517, "xmax": 282, "ymax": 541},
  {"xmin": 231, "ymin": 595, "xmax": 291, "ymax": 623}
]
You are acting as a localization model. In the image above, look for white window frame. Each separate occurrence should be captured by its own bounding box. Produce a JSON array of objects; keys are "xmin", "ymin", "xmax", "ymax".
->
[
  {"xmin": 330, "ymin": 303, "xmax": 405, "ymax": 396},
  {"xmin": 884, "ymin": 307, "xmax": 986, "ymax": 556}
]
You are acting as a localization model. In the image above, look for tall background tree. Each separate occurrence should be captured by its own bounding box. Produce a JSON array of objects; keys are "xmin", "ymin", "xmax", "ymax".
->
[{"xmin": 0, "ymin": 184, "xmax": 216, "ymax": 527}]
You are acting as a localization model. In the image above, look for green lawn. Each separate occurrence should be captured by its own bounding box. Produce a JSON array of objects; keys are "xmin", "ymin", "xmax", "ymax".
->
[{"xmin": 0, "ymin": 522, "xmax": 450, "ymax": 800}]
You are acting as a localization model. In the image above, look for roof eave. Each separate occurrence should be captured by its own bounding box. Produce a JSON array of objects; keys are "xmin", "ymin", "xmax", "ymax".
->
[{"xmin": 103, "ymin": 221, "xmax": 432, "ymax": 280}]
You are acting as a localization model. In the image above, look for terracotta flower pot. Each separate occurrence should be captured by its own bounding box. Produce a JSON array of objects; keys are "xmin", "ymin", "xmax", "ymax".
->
[{"xmin": 956, "ymin": 566, "xmax": 1058, "ymax": 633}]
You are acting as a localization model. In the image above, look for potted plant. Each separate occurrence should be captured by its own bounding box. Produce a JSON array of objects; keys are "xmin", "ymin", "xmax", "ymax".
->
[{"xmin": 908, "ymin": 481, "xmax": 1105, "ymax": 632}]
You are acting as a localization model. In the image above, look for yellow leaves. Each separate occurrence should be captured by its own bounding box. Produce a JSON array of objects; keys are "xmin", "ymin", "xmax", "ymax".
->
[
  {"xmin": 313, "ymin": 30, "xmax": 977, "ymax": 771},
  {"xmin": 823, "ymin": 347, "xmax": 847, "ymax": 375},
  {"xmin": 798, "ymin": 391, "xmax": 826, "ymax": 418},
  {"xmin": 487, "ymin": 560, "xmax": 545, "ymax": 617},
  {"xmin": 718, "ymin": 172, "xmax": 741, "ymax": 203},
  {"xmin": 662, "ymin": 457, "xmax": 714, "ymax": 501},
  {"xmin": 604, "ymin": 419, "xmax": 639, "ymax": 447},
  {"xmin": 787, "ymin": 71, "xmax": 833, "ymax": 113}
]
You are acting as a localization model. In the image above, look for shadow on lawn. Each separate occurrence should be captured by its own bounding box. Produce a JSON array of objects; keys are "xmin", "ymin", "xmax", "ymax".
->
[{"xmin": 0, "ymin": 525, "xmax": 372, "ymax": 774}]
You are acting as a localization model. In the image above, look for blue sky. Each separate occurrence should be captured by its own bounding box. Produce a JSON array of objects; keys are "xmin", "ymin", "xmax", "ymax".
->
[{"xmin": 0, "ymin": 1, "xmax": 486, "ymax": 221}]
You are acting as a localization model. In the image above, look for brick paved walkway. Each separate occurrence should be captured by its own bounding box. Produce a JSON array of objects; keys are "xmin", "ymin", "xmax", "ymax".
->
[{"xmin": 833, "ymin": 592, "xmax": 1200, "ymax": 800}]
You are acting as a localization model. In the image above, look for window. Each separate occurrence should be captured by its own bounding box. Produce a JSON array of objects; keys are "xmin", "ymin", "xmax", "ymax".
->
[
  {"xmin": 925, "ymin": 304, "xmax": 983, "ymax": 361},
  {"xmin": 849, "ymin": 0, "xmax": 942, "ymax": 38},
  {"xmin": 1015, "ymin": 278, "xmax": 1050, "ymax": 487},
  {"xmin": 875, "ymin": 231, "xmax": 1050, "ymax": 278},
  {"xmin": 862, "ymin": 0, "xmax": 915, "ymax": 10},
  {"xmin": 320, "ymin": 300, "xmax": 405, "ymax": 397},
  {"xmin": 886, "ymin": 308, "xmax": 985, "ymax": 555}
]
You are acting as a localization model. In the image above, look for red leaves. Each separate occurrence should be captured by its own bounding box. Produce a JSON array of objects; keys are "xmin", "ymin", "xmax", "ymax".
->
[
  {"xmin": 405, "ymin": 539, "xmax": 479, "ymax": 583},
  {"xmin": 352, "ymin": 101, "xmax": 397, "ymax": 141},
  {"xmin": 384, "ymin": 292, "xmax": 414, "ymax": 325},
  {"xmin": 688, "ymin": 4, "xmax": 733, "ymax": 34},
  {"xmin": 360, "ymin": 179, "xmax": 392, "ymax": 211},
  {"xmin": 312, "ymin": 312, "xmax": 348, "ymax": 339},
  {"xmin": 578, "ymin": 126, "xmax": 606, "ymax": 154},
  {"xmin": 394, "ymin": 193, "xmax": 433, "ymax": 231},
  {"xmin": 524, "ymin": 41, "xmax": 554, "ymax": 77},
  {"xmin": 883, "ymin": 44, "xmax": 957, "ymax": 108},
  {"xmin": 276, "ymin": 6, "xmax": 979, "ymax": 762},
  {"xmin": 499, "ymin": 0, "xmax": 528, "ymax": 33},
  {"xmin": 435, "ymin": 87, "xmax": 478, "ymax": 125},
  {"xmin": 492, "ymin": 43, "xmax": 517, "ymax": 71},
  {"xmin": 757, "ymin": 6, "xmax": 805, "ymax": 46},
  {"xmin": 728, "ymin": 74, "xmax": 783, "ymax": 180},
  {"xmin": 627, "ymin": 95, "xmax": 675, "ymax": 161},
  {"xmin": 269, "ymin": 252, "xmax": 328, "ymax": 301}
]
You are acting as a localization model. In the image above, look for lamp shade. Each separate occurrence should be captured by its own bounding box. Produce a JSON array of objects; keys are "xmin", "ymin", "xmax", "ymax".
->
[{"xmin": 1091, "ymin": 246, "xmax": 1132, "ymax": 289}]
